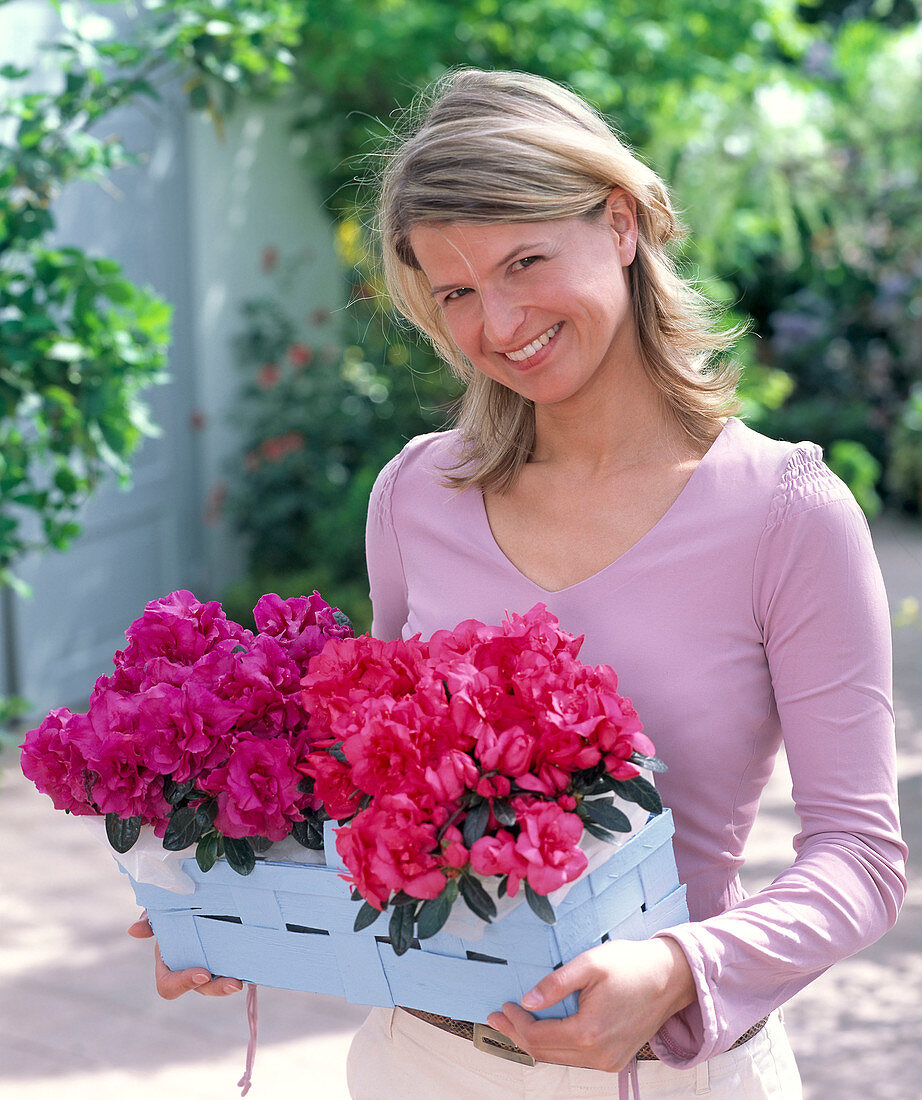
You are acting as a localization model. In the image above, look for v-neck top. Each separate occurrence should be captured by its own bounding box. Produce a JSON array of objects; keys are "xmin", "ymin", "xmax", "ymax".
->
[{"xmin": 364, "ymin": 417, "xmax": 906, "ymax": 1066}]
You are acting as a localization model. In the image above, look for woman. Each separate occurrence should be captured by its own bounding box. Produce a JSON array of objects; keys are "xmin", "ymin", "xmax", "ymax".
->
[
  {"xmin": 132, "ymin": 69, "xmax": 906, "ymax": 1098},
  {"xmin": 347, "ymin": 69, "xmax": 905, "ymax": 1098}
]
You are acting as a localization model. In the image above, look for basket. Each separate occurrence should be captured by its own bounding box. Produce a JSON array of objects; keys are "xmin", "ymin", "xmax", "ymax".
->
[{"xmin": 126, "ymin": 809, "xmax": 687, "ymax": 1021}]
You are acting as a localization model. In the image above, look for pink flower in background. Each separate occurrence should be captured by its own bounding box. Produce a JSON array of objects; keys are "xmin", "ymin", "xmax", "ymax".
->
[
  {"xmin": 260, "ymin": 432, "xmax": 305, "ymax": 463},
  {"xmin": 255, "ymin": 363, "xmax": 281, "ymax": 390},
  {"xmin": 261, "ymin": 245, "xmax": 279, "ymax": 272},
  {"xmin": 287, "ymin": 343, "xmax": 312, "ymax": 368},
  {"xmin": 130, "ymin": 682, "xmax": 241, "ymax": 782}
]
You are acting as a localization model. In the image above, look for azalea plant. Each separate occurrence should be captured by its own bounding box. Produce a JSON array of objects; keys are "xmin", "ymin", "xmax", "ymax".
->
[
  {"xmin": 20, "ymin": 590, "xmax": 352, "ymax": 874},
  {"xmin": 20, "ymin": 594, "xmax": 663, "ymax": 952},
  {"xmin": 299, "ymin": 604, "xmax": 664, "ymax": 952}
]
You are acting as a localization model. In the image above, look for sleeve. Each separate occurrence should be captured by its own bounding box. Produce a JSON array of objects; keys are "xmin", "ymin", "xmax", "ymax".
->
[
  {"xmin": 365, "ymin": 451, "xmax": 410, "ymax": 641},
  {"xmin": 651, "ymin": 446, "xmax": 907, "ymax": 1067}
]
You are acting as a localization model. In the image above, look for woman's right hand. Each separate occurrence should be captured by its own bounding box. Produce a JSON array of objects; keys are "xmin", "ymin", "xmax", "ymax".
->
[{"xmin": 127, "ymin": 913, "xmax": 243, "ymax": 1000}]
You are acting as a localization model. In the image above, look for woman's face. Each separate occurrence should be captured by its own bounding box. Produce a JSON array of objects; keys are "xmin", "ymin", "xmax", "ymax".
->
[{"xmin": 408, "ymin": 189, "xmax": 640, "ymax": 410}]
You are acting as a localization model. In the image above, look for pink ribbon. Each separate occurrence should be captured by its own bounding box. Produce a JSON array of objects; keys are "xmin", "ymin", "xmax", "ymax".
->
[
  {"xmin": 237, "ymin": 983, "xmax": 259, "ymax": 1096},
  {"xmin": 618, "ymin": 1057, "xmax": 639, "ymax": 1100}
]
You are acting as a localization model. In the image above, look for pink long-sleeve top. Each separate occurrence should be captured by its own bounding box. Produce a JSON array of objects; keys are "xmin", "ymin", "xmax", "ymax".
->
[{"xmin": 364, "ymin": 415, "xmax": 906, "ymax": 1067}]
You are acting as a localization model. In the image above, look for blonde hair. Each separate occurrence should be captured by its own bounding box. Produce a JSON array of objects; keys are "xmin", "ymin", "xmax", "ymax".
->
[{"xmin": 377, "ymin": 68, "xmax": 741, "ymax": 493}]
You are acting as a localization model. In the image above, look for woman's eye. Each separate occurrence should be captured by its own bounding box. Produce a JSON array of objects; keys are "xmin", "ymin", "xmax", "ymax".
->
[
  {"xmin": 513, "ymin": 255, "xmax": 541, "ymax": 271},
  {"xmin": 444, "ymin": 287, "xmax": 472, "ymax": 302}
]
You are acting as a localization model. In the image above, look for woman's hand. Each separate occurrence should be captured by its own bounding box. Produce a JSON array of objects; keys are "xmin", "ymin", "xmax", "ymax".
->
[
  {"xmin": 127, "ymin": 912, "xmax": 243, "ymax": 1000},
  {"xmin": 486, "ymin": 937, "xmax": 695, "ymax": 1073}
]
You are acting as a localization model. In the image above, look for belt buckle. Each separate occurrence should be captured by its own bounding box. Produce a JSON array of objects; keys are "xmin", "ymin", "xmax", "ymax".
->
[{"xmin": 472, "ymin": 1022, "xmax": 536, "ymax": 1067}]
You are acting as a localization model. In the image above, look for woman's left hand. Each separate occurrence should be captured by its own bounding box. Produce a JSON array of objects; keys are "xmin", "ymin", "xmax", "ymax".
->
[{"xmin": 486, "ymin": 937, "xmax": 695, "ymax": 1073}]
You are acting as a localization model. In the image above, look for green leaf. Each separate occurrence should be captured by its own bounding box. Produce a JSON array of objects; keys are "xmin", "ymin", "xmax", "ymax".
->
[
  {"xmin": 194, "ymin": 799, "xmax": 218, "ymax": 829},
  {"xmin": 105, "ymin": 812, "xmax": 142, "ymax": 853},
  {"xmin": 582, "ymin": 820, "xmax": 616, "ymax": 843},
  {"xmin": 458, "ymin": 874, "xmax": 496, "ymax": 923},
  {"xmin": 290, "ymin": 817, "xmax": 324, "ymax": 849},
  {"xmin": 188, "ymin": 82, "xmax": 210, "ymax": 110},
  {"xmin": 416, "ymin": 891, "xmax": 452, "ymax": 939},
  {"xmin": 524, "ymin": 882, "xmax": 556, "ymax": 925},
  {"xmin": 462, "ymin": 800, "xmax": 490, "ymax": 848},
  {"xmin": 162, "ymin": 777, "xmax": 194, "ymax": 806},
  {"xmin": 223, "ymin": 836, "xmax": 256, "ymax": 876},
  {"xmin": 610, "ymin": 776, "xmax": 663, "ymax": 815},
  {"xmin": 353, "ymin": 901, "xmax": 382, "ymax": 932},
  {"xmin": 497, "ymin": 876, "xmax": 508, "ymax": 899},
  {"xmin": 582, "ymin": 798, "xmax": 633, "ymax": 833},
  {"xmin": 628, "ymin": 751, "xmax": 668, "ymax": 774},
  {"xmin": 162, "ymin": 805, "xmax": 203, "ymax": 851},
  {"xmin": 571, "ymin": 763, "xmax": 607, "ymax": 794},
  {"xmin": 388, "ymin": 901, "xmax": 417, "ymax": 956},
  {"xmin": 492, "ymin": 798, "xmax": 516, "ymax": 827},
  {"xmin": 195, "ymin": 831, "xmax": 219, "ymax": 872}
]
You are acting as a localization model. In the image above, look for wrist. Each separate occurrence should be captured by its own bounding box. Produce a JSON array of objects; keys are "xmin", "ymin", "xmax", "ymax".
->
[{"xmin": 651, "ymin": 935, "xmax": 697, "ymax": 1018}]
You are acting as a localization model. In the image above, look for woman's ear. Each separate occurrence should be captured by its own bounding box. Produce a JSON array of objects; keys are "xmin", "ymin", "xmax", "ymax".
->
[{"xmin": 604, "ymin": 188, "xmax": 638, "ymax": 266}]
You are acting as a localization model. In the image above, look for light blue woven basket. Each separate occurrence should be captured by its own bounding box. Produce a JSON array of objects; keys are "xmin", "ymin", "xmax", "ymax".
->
[{"xmin": 128, "ymin": 809, "xmax": 687, "ymax": 1021}]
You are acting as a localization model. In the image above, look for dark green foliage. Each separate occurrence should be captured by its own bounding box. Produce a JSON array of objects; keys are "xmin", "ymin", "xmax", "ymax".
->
[
  {"xmin": 462, "ymin": 800, "xmax": 490, "ymax": 848},
  {"xmin": 416, "ymin": 891, "xmax": 453, "ymax": 939},
  {"xmin": 353, "ymin": 901, "xmax": 383, "ymax": 932},
  {"xmin": 163, "ymin": 805, "xmax": 203, "ymax": 850},
  {"xmin": 524, "ymin": 882, "xmax": 556, "ymax": 925},
  {"xmin": 105, "ymin": 813, "xmax": 142, "ymax": 853},
  {"xmin": 458, "ymin": 873, "xmax": 497, "ymax": 923},
  {"xmin": 387, "ymin": 900, "xmax": 417, "ymax": 955},
  {"xmin": 223, "ymin": 836, "xmax": 257, "ymax": 875},
  {"xmin": 291, "ymin": 814, "xmax": 326, "ymax": 850},
  {"xmin": 581, "ymin": 798, "xmax": 633, "ymax": 833},
  {"xmin": 220, "ymin": 276, "xmax": 460, "ymax": 592},
  {"xmin": 195, "ymin": 831, "xmax": 220, "ymax": 872},
  {"xmin": 611, "ymin": 776, "xmax": 663, "ymax": 816}
]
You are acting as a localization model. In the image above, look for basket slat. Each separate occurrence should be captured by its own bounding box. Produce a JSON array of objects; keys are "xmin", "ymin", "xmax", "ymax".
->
[{"xmin": 127, "ymin": 810, "xmax": 688, "ymax": 1021}]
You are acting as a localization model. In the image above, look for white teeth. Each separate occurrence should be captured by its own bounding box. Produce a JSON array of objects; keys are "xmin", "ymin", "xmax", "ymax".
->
[{"xmin": 503, "ymin": 323, "xmax": 561, "ymax": 362}]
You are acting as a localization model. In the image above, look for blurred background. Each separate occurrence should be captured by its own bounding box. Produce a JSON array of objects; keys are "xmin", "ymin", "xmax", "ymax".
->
[{"xmin": 0, "ymin": 1, "xmax": 919, "ymax": 1097}]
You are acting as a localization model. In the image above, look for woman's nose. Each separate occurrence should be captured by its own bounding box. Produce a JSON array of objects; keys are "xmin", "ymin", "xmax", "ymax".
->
[{"xmin": 480, "ymin": 288, "xmax": 526, "ymax": 348}]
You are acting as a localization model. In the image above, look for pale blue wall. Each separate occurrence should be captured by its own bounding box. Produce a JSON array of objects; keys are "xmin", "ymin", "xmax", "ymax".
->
[{"xmin": 0, "ymin": 2, "xmax": 342, "ymax": 714}]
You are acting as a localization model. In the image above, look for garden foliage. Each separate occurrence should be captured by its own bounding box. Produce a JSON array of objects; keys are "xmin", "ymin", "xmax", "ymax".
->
[{"xmin": 4, "ymin": 0, "xmax": 922, "ymax": 627}]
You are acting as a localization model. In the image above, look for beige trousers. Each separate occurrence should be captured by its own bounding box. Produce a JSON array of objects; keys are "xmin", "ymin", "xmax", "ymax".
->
[{"xmin": 347, "ymin": 1006, "xmax": 803, "ymax": 1099}]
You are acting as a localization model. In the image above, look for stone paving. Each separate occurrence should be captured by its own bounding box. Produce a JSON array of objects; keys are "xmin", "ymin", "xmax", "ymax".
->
[{"xmin": 0, "ymin": 515, "xmax": 918, "ymax": 1100}]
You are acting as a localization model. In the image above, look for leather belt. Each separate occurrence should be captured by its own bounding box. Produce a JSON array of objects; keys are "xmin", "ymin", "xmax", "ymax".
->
[{"xmin": 399, "ymin": 1007, "xmax": 770, "ymax": 1066}]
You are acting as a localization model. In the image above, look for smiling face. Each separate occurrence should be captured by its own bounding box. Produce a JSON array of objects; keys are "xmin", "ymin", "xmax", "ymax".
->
[{"xmin": 408, "ymin": 189, "xmax": 641, "ymax": 410}]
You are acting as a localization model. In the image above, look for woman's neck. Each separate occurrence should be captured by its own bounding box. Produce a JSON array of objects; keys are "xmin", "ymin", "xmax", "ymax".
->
[{"xmin": 530, "ymin": 367, "xmax": 686, "ymax": 477}]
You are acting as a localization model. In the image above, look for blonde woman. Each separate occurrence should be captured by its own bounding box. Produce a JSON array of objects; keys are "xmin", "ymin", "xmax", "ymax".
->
[
  {"xmin": 347, "ymin": 69, "xmax": 905, "ymax": 1098},
  {"xmin": 132, "ymin": 69, "xmax": 905, "ymax": 1100}
]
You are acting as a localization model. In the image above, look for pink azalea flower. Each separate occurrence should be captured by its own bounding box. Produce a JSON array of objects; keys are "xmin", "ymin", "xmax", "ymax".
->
[
  {"xmin": 199, "ymin": 735, "xmax": 304, "ymax": 841},
  {"xmin": 513, "ymin": 800, "xmax": 588, "ymax": 895}
]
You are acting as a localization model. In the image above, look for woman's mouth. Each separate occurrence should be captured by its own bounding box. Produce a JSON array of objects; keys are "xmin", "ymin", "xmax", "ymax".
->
[{"xmin": 502, "ymin": 322, "xmax": 563, "ymax": 363}]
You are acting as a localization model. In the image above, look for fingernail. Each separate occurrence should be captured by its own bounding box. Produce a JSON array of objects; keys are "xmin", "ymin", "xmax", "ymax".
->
[
  {"xmin": 192, "ymin": 973, "xmax": 209, "ymax": 985},
  {"xmin": 521, "ymin": 991, "xmax": 541, "ymax": 1009},
  {"xmin": 223, "ymin": 981, "xmax": 242, "ymax": 994}
]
